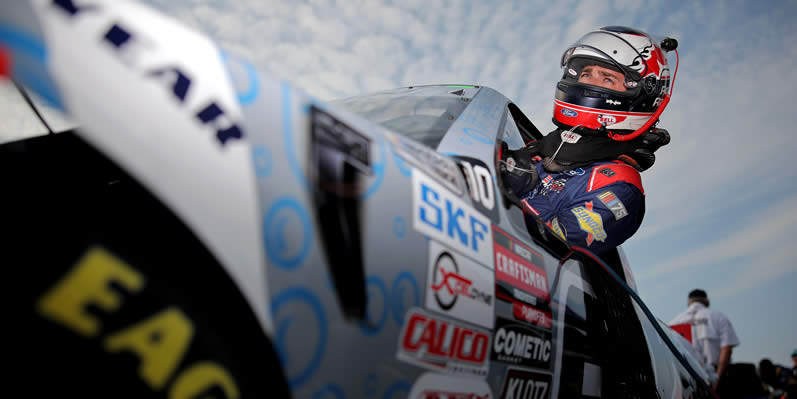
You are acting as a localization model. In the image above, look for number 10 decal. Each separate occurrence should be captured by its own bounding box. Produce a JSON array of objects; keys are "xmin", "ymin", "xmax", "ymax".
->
[{"xmin": 455, "ymin": 156, "xmax": 499, "ymax": 222}]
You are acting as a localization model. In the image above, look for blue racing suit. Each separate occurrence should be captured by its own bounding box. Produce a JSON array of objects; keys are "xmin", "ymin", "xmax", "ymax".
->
[{"xmin": 521, "ymin": 160, "xmax": 645, "ymax": 254}]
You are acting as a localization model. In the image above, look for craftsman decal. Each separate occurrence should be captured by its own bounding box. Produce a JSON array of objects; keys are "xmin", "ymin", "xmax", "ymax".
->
[{"xmin": 493, "ymin": 226, "xmax": 549, "ymax": 303}]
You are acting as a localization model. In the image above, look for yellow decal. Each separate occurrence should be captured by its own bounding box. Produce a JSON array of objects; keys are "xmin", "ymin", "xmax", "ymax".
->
[
  {"xmin": 571, "ymin": 201, "xmax": 607, "ymax": 246},
  {"xmin": 105, "ymin": 307, "xmax": 194, "ymax": 390},
  {"xmin": 170, "ymin": 362, "xmax": 240, "ymax": 399},
  {"xmin": 36, "ymin": 247, "xmax": 145, "ymax": 337},
  {"xmin": 547, "ymin": 217, "xmax": 566, "ymax": 240}
]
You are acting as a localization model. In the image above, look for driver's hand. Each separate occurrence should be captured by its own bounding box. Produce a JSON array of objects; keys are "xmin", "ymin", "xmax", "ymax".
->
[{"xmin": 500, "ymin": 142, "xmax": 539, "ymax": 197}]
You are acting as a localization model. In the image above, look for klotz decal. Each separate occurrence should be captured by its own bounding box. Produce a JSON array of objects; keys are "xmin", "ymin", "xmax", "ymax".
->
[
  {"xmin": 560, "ymin": 108, "xmax": 578, "ymax": 118},
  {"xmin": 493, "ymin": 226, "xmax": 549, "ymax": 303},
  {"xmin": 560, "ymin": 130, "xmax": 581, "ymax": 143},
  {"xmin": 426, "ymin": 241, "xmax": 495, "ymax": 329},
  {"xmin": 499, "ymin": 368, "xmax": 552, "ymax": 399},
  {"xmin": 413, "ymin": 170, "xmax": 493, "ymax": 267},
  {"xmin": 389, "ymin": 133, "xmax": 464, "ymax": 195},
  {"xmin": 491, "ymin": 318, "xmax": 552, "ymax": 370},
  {"xmin": 397, "ymin": 308, "xmax": 491, "ymax": 378},
  {"xmin": 571, "ymin": 201, "xmax": 607, "ymax": 246},
  {"xmin": 408, "ymin": 372, "xmax": 493, "ymax": 399},
  {"xmin": 598, "ymin": 114, "xmax": 617, "ymax": 126}
]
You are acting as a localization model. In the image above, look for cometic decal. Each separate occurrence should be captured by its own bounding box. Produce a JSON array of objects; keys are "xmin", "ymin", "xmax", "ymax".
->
[
  {"xmin": 397, "ymin": 308, "xmax": 491, "ymax": 378},
  {"xmin": 491, "ymin": 317, "xmax": 552, "ymax": 370},
  {"xmin": 425, "ymin": 241, "xmax": 494, "ymax": 329},
  {"xmin": 413, "ymin": 170, "xmax": 493, "ymax": 267},
  {"xmin": 493, "ymin": 226, "xmax": 549, "ymax": 303},
  {"xmin": 498, "ymin": 368, "xmax": 552, "ymax": 399}
]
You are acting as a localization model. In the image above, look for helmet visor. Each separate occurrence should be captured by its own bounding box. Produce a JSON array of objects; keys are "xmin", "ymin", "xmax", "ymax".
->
[{"xmin": 560, "ymin": 30, "xmax": 649, "ymax": 82}]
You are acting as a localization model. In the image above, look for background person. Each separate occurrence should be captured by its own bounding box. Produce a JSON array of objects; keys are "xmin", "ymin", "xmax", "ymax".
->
[{"xmin": 669, "ymin": 289, "xmax": 740, "ymax": 392}]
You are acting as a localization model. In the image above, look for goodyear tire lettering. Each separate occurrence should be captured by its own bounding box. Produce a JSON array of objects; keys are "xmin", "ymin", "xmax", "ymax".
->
[
  {"xmin": 35, "ymin": 246, "xmax": 240, "ymax": 396},
  {"xmin": 169, "ymin": 362, "xmax": 240, "ymax": 399},
  {"xmin": 36, "ymin": 247, "xmax": 145, "ymax": 337},
  {"xmin": 104, "ymin": 307, "xmax": 194, "ymax": 390}
]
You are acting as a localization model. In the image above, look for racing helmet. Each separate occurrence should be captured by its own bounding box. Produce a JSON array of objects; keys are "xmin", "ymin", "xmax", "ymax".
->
[{"xmin": 553, "ymin": 26, "xmax": 678, "ymax": 141}]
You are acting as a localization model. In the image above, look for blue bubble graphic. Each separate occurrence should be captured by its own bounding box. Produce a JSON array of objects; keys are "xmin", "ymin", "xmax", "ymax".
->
[
  {"xmin": 382, "ymin": 381, "xmax": 411, "ymax": 399},
  {"xmin": 312, "ymin": 383, "xmax": 346, "ymax": 399},
  {"xmin": 253, "ymin": 146, "xmax": 272, "ymax": 178},
  {"xmin": 264, "ymin": 197, "xmax": 312, "ymax": 269},
  {"xmin": 391, "ymin": 271, "xmax": 420, "ymax": 326},
  {"xmin": 393, "ymin": 217, "xmax": 406, "ymax": 238},
  {"xmin": 360, "ymin": 276, "xmax": 388, "ymax": 335},
  {"xmin": 271, "ymin": 287, "xmax": 327, "ymax": 389}
]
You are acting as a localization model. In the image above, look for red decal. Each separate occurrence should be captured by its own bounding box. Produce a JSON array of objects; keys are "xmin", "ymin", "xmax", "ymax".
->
[
  {"xmin": 0, "ymin": 45, "xmax": 10, "ymax": 77},
  {"xmin": 670, "ymin": 323, "xmax": 692, "ymax": 343},
  {"xmin": 399, "ymin": 309, "xmax": 490, "ymax": 376},
  {"xmin": 432, "ymin": 267, "xmax": 473, "ymax": 297},
  {"xmin": 494, "ymin": 245, "xmax": 549, "ymax": 300},
  {"xmin": 587, "ymin": 162, "xmax": 644, "ymax": 194},
  {"xmin": 512, "ymin": 301, "xmax": 553, "ymax": 329}
]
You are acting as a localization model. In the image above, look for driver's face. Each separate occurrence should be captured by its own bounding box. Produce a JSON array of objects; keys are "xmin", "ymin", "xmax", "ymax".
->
[{"xmin": 578, "ymin": 65, "xmax": 627, "ymax": 92}]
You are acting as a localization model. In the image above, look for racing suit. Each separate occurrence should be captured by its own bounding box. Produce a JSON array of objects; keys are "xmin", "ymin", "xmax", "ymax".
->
[{"xmin": 520, "ymin": 159, "xmax": 645, "ymax": 254}]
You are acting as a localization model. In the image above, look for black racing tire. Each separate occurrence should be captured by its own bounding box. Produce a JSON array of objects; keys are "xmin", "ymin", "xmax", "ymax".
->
[{"xmin": 3, "ymin": 131, "xmax": 290, "ymax": 398}]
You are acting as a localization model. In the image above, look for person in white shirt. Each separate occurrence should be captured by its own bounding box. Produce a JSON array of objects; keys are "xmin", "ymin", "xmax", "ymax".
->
[{"xmin": 669, "ymin": 289, "xmax": 740, "ymax": 390}]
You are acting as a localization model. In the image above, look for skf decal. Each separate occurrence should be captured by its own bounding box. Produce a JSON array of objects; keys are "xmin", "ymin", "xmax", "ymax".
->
[
  {"xmin": 389, "ymin": 133, "xmax": 464, "ymax": 195},
  {"xmin": 512, "ymin": 301, "xmax": 552, "ymax": 329},
  {"xmin": 408, "ymin": 372, "xmax": 493, "ymax": 399},
  {"xmin": 413, "ymin": 170, "xmax": 493, "ymax": 267},
  {"xmin": 36, "ymin": 247, "xmax": 239, "ymax": 396},
  {"xmin": 571, "ymin": 201, "xmax": 607, "ymax": 246},
  {"xmin": 398, "ymin": 308, "xmax": 491, "ymax": 378},
  {"xmin": 597, "ymin": 190, "xmax": 628, "ymax": 220},
  {"xmin": 491, "ymin": 318, "xmax": 552, "ymax": 370},
  {"xmin": 493, "ymin": 227, "xmax": 549, "ymax": 302},
  {"xmin": 426, "ymin": 241, "xmax": 494, "ymax": 329},
  {"xmin": 499, "ymin": 368, "xmax": 551, "ymax": 399}
]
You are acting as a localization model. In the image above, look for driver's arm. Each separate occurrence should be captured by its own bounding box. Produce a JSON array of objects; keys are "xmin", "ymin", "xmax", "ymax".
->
[{"xmin": 554, "ymin": 178, "xmax": 645, "ymax": 254}]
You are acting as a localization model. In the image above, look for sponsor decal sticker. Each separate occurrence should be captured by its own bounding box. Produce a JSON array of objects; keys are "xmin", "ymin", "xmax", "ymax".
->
[
  {"xmin": 493, "ymin": 226, "xmax": 549, "ymax": 302},
  {"xmin": 546, "ymin": 217, "xmax": 566, "ymax": 241},
  {"xmin": 563, "ymin": 168, "xmax": 586, "ymax": 176},
  {"xmin": 598, "ymin": 167, "xmax": 616, "ymax": 177},
  {"xmin": 560, "ymin": 108, "xmax": 578, "ymax": 118},
  {"xmin": 598, "ymin": 114, "xmax": 617, "ymax": 125},
  {"xmin": 499, "ymin": 368, "xmax": 552, "ymax": 399},
  {"xmin": 568, "ymin": 68, "xmax": 577, "ymax": 76},
  {"xmin": 491, "ymin": 317, "xmax": 552, "ymax": 369},
  {"xmin": 426, "ymin": 241, "xmax": 494, "ymax": 329},
  {"xmin": 597, "ymin": 190, "xmax": 628, "ymax": 220},
  {"xmin": 571, "ymin": 201, "xmax": 607, "ymax": 246},
  {"xmin": 560, "ymin": 130, "xmax": 581, "ymax": 143},
  {"xmin": 408, "ymin": 373, "xmax": 493, "ymax": 399},
  {"xmin": 398, "ymin": 308, "xmax": 491, "ymax": 378},
  {"xmin": 390, "ymin": 133, "xmax": 464, "ymax": 195},
  {"xmin": 413, "ymin": 170, "xmax": 493, "ymax": 266},
  {"xmin": 605, "ymin": 99, "xmax": 621, "ymax": 106},
  {"xmin": 512, "ymin": 301, "xmax": 552, "ymax": 329}
]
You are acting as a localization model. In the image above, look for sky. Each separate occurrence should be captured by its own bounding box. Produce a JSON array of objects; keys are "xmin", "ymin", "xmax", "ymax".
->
[{"xmin": 2, "ymin": 0, "xmax": 795, "ymax": 367}]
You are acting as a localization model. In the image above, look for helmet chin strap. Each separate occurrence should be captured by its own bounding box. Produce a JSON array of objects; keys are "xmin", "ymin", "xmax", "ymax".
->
[{"xmin": 608, "ymin": 49, "xmax": 679, "ymax": 142}]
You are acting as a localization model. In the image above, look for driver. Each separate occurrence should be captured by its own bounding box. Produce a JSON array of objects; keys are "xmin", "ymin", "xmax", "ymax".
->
[{"xmin": 502, "ymin": 26, "xmax": 677, "ymax": 254}]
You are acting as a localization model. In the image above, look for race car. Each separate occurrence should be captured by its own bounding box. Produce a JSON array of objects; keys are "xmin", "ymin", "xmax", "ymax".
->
[{"xmin": 3, "ymin": 1, "xmax": 713, "ymax": 398}]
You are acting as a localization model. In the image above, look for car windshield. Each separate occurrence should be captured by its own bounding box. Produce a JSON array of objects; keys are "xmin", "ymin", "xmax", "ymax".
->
[{"xmin": 331, "ymin": 86, "xmax": 477, "ymax": 149}]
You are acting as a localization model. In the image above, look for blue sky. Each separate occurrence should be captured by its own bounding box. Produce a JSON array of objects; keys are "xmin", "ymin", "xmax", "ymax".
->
[{"xmin": 2, "ymin": 0, "xmax": 795, "ymax": 367}]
